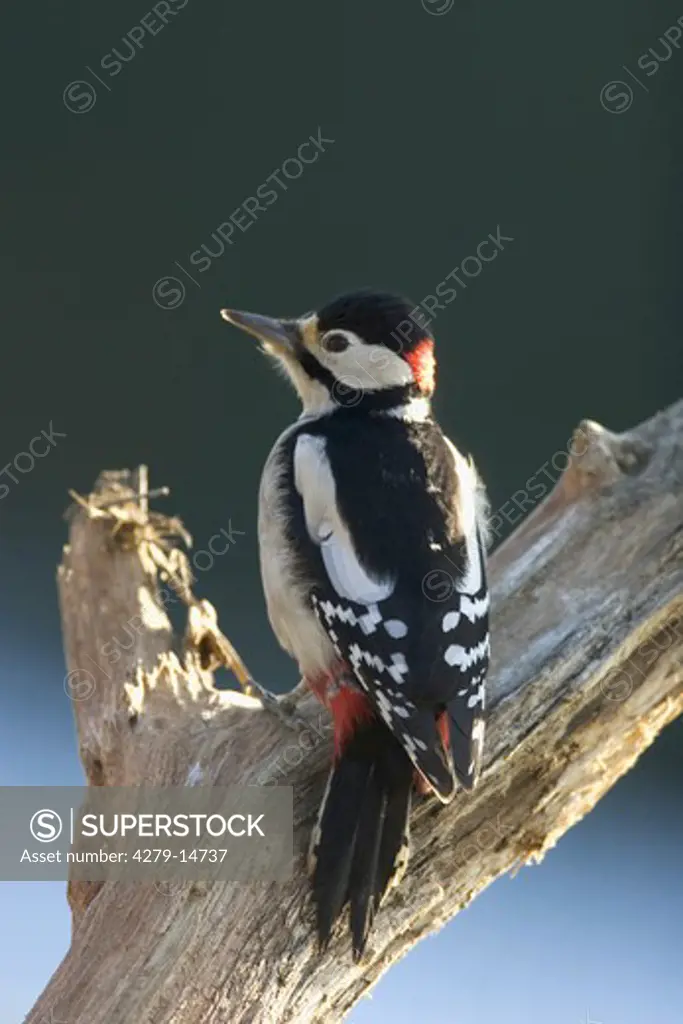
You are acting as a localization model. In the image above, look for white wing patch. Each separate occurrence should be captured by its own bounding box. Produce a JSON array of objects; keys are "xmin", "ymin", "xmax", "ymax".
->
[
  {"xmin": 359, "ymin": 604, "xmax": 383, "ymax": 634},
  {"xmin": 294, "ymin": 434, "xmax": 395, "ymax": 603},
  {"xmin": 384, "ymin": 618, "xmax": 408, "ymax": 638},
  {"xmin": 444, "ymin": 636, "xmax": 490, "ymax": 669},
  {"xmin": 348, "ymin": 642, "xmax": 386, "ymax": 676},
  {"xmin": 318, "ymin": 599, "xmax": 358, "ymax": 627},
  {"xmin": 442, "ymin": 610, "xmax": 461, "ymax": 632},
  {"xmin": 445, "ymin": 439, "xmax": 486, "ymax": 596},
  {"xmin": 387, "ymin": 652, "xmax": 409, "ymax": 684},
  {"xmin": 461, "ymin": 593, "xmax": 489, "ymax": 622},
  {"xmin": 346, "ymin": 642, "xmax": 409, "ymax": 686}
]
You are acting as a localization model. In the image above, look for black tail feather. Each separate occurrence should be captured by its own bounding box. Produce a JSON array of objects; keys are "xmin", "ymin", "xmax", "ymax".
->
[
  {"xmin": 374, "ymin": 774, "xmax": 412, "ymax": 909},
  {"xmin": 347, "ymin": 763, "xmax": 385, "ymax": 957},
  {"xmin": 313, "ymin": 759, "xmax": 367, "ymax": 949},
  {"xmin": 312, "ymin": 719, "xmax": 413, "ymax": 959}
]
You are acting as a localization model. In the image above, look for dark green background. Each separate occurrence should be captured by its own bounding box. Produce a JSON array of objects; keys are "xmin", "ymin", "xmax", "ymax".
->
[{"xmin": 1, "ymin": 1, "xmax": 681, "ymax": 1021}]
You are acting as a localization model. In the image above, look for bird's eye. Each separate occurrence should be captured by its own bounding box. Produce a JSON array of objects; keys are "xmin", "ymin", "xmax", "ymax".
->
[{"xmin": 321, "ymin": 331, "xmax": 350, "ymax": 354}]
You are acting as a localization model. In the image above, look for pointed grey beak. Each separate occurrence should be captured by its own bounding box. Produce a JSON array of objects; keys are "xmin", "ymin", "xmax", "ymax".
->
[{"xmin": 220, "ymin": 308, "xmax": 299, "ymax": 354}]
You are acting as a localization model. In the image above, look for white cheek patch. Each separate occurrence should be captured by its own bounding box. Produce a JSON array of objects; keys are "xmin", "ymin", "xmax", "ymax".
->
[{"xmin": 315, "ymin": 333, "xmax": 414, "ymax": 392}]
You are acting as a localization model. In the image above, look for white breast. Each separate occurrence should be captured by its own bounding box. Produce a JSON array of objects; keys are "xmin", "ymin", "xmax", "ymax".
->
[{"xmin": 258, "ymin": 425, "xmax": 336, "ymax": 679}]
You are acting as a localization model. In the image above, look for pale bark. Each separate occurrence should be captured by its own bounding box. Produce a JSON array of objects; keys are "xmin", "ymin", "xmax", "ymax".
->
[{"xmin": 27, "ymin": 401, "xmax": 683, "ymax": 1024}]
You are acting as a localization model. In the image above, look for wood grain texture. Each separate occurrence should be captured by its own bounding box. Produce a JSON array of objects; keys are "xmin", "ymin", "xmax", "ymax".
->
[{"xmin": 27, "ymin": 401, "xmax": 683, "ymax": 1024}]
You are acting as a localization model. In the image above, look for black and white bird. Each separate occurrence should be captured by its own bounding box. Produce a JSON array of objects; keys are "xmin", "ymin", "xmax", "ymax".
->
[{"xmin": 220, "ymin": 291, "xmax": 490, "ymax": 959}]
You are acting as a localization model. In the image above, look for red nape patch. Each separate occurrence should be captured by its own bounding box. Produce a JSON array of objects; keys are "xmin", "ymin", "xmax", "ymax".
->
[
  {"xmin": 405, "ymin": 338, "xmax": 436, "ymax": 394},
  {"xmin": 329, "ymin": 687, "xmax": 373, "ymax": 758}
]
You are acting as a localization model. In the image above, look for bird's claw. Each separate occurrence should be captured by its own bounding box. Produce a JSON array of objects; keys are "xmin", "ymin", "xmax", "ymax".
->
[{"xmin": 245, "ymin": 678, "xmax": 309, "ymax": 732}]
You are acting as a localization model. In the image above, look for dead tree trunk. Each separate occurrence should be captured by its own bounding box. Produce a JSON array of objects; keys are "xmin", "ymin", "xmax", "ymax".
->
[{"xmin": 26, "ymin": 400, "xmax": 683, "ymax": 1024}]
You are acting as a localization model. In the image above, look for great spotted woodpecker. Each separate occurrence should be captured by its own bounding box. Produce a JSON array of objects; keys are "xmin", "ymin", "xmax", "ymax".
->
[{"xmin": 220, "ymin": 291, "xmax": 490, "ymax": 959}]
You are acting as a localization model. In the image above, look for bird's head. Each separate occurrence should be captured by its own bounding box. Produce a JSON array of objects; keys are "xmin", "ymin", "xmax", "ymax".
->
[{"xmin": 220, "ymin": 290, "xmax": 436, "ymax": 416}]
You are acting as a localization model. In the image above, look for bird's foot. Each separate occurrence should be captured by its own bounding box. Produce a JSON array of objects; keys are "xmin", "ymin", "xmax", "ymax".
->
[
  {"xmin": 243, "ymin": 677, "xmax": 309, "ymax": 732},
  {"xmin": 214, "ymin": 631, "xmax": 308, "ymax": 731}
]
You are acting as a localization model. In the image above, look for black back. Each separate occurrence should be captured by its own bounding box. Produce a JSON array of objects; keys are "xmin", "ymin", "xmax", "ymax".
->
[{"xmin": 276, "ymin": 407, "xmax": 489, "ymax": 796}]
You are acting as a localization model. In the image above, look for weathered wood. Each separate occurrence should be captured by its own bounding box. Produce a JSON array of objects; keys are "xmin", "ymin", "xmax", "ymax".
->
[{"xmin": 28, "ymin": 401, "xmax": 683, "ymax": 1024}]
